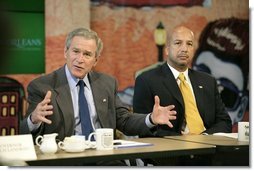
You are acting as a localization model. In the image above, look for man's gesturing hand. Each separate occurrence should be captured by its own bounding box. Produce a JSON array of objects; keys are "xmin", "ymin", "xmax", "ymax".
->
[
  {"xmin": 30, "ymin": 91, "xmax": 53, "ymax": 124},
  {"xmin": 150, "ymin": 95, "xmax": 177, "ymax": 128}
]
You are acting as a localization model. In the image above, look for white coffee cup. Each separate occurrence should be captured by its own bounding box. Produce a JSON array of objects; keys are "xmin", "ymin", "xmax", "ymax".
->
[
  {"xmin": 88, "ymin": 128, "xmax": 113, "ymax": 150},
  {"xmin": 238, "ymin": 122, "xmax": 249, "ymax": 142},
  {"xmin": 58, "ymin": 136, "xmax": 87, "ymax": 152}
]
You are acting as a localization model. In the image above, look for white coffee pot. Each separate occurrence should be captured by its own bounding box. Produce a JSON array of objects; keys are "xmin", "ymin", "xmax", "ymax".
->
[{"xmin": 35, "ymin": 133, "xmax": 58, "ymax": 154}]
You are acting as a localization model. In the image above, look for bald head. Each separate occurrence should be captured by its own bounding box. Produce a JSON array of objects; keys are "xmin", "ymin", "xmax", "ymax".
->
[
  {"xmin": 165, "ymin": 26, "xmax": 195, "ymax": 72},
  {"xmin": 168, "ymin": 26, "xmax": 194, "ymax": 45}
]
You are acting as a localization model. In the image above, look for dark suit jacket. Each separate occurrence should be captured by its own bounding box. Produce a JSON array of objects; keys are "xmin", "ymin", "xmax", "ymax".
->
[
  {"xmin": 20, "ymin": 65, "xmax": 153, "ymax": 140},
  {"xmin": 133, "ymin": 62, "xmax": 232, "ymax": 136}
]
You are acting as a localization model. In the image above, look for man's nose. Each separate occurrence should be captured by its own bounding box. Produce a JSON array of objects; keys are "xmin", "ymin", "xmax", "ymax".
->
[
  {"xmin": 76, "ymin": 54, "xmax": 84, "ymax": 62},
  {"xmin": 181, "ymin": 44, "xmax": 188, "ymax": 52}
]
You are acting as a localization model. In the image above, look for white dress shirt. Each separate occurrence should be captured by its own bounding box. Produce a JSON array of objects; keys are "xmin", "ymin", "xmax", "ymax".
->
[{"xmin": 65, "ymin": 65, "xmax": 101, "ymax": 135}]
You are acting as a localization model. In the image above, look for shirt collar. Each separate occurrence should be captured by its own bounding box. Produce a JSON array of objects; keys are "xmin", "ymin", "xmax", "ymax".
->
[
  {"xmin": 166, "ymin": 63, "xmax": 189, "ymax": 80},
  {"xmin": 65, "ymin": 65, "xmax": 91, "ymax": 90}
]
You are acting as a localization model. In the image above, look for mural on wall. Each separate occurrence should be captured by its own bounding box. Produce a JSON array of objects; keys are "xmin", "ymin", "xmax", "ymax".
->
[
  {"xmin": 91, "ymin": 0, "xmax": 213, "ymax": 105},
  {"xmin": 192, "ymin": 18, "xmax": 249, "ymax": 131},
  {"xmin": 90, "ymin": 0, "xmax": 249, "ymax": 130}
]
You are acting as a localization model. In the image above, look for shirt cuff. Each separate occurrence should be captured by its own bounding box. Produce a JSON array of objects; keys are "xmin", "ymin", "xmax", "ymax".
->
[
  {"xmin": 27, "ymin": 114, "xmax": 41, "ymax": 132},
  {"xmin": 145, "ymin": 113, "xmax": 156, "ymax": 128}
]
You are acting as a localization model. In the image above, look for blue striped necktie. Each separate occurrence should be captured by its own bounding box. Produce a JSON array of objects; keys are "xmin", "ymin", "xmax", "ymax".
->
[{"xmin": 77, "ymin": 80, "xmax": 94, "ymax": 139}]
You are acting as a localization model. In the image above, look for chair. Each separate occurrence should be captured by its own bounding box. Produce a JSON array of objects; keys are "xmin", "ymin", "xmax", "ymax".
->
[{"xmin": 0, "ymin": 76, "xmax": 25, "ymax": 136}]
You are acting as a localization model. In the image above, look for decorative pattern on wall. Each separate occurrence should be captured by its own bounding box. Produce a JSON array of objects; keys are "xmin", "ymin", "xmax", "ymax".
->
[{"xmin": 0, "ymin": 77, "xmax": 25, "ymax": 136}]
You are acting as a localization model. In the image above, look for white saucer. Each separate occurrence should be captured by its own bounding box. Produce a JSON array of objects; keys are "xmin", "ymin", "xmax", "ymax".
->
[
  {"xmin": 63, "ymin": 148, "xmax": 85, "ymax": 153},
  {"xmin": 86, "ymin": 142, "xmax": 96, "ymax": 149}
]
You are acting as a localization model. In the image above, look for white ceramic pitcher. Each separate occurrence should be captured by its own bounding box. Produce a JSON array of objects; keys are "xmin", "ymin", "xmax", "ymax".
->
[{"xmin": 35, "ymin": 133, "xmax": 58, "ymax": 154}]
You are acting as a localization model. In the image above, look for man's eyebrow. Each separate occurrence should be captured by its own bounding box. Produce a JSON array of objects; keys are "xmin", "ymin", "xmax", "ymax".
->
[
  {"xmin": 83, "ymin": 50, "xmax": 93, "ymax": 55},
  {"xmin": 72, "ymin": 47, "xmax": 80, "ymax": 50}
]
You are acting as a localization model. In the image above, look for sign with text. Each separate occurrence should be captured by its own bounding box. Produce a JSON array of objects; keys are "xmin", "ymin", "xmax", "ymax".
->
[
  {"xmin": 0, "ymin": 0, "xmax": 45, "ymax": 74},
  {"xmin": 0, "ymin": 134, "xmax": 37, "ymax": 161}
]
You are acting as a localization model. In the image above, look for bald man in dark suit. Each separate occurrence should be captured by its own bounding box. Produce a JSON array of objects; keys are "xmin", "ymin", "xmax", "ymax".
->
[{"xmin": 133, "ymin": 26, "xmax": 232, "ymax": 136}]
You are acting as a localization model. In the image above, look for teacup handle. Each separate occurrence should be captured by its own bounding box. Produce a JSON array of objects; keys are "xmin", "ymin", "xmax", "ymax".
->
[
  {"xmin": 58, "ymin": 141, "xmax": 64, "ymax": 149},
  {"xmin": 35, "ymin": 135, "xmax": 43, "ymax": 146},
  {"xmin": 88, "ymin": 132, "xmax": 96, "ymax": 142}
]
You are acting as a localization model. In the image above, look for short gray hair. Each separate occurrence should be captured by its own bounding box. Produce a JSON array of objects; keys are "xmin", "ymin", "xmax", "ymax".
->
[{"xmin": 65, "ymin": 28, "xmax": 103, "ymax": 57}]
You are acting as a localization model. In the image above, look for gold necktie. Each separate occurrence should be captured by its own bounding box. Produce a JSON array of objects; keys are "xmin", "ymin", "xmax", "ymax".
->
[{"xmin": 178, "ymin": 73, "xmax": 204, "ymax": 134}]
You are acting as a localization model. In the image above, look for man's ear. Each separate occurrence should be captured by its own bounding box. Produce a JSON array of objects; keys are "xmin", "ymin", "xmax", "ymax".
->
[
  {"xmin": 93, "ymin": 56, "xmax": 99, "ymax": 67},
  {"xmin": 64, "ymin": 47, "xmax": 68, "ymax": 59},
  {"xmin": 165, "ymin": 46, "xmax": 169, "ymax": 56}
]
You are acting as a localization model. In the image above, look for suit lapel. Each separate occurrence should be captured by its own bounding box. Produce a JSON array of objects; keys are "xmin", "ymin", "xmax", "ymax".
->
[
  {"xmin": 54, "ymin": 67, "xmax": 75, "ymax": 135},
  {"xmin": 161, "ymin": 63, "xmax": 184, "ymax": 108},
  {"xmin": 88, "ymin": 72, "xmax": 108, "ymax": 128},
  {"xmin": 188, "ymin": 69, "xmax": 205, "ymax": 118}
]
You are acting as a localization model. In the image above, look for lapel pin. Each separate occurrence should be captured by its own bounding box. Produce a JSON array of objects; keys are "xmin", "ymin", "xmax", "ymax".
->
[
  {"xmin": 199, "ymin": 86, "xmax": 203, "ymax": 88},
  {"xmin": 103, "ymin": 99, "xmax": 107, "ymax": 102}
]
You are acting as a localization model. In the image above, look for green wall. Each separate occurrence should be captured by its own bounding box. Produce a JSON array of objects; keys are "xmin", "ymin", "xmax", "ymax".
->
[{"xmin": 0, "ymin": 0, "xmax": 45, "ymax": 74}]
